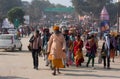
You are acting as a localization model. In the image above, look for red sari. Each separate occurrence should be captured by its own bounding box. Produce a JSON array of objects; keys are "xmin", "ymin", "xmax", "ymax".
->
[{"xmin": 74, "ymin": 40, "xmax": 84, "ymax": 67}]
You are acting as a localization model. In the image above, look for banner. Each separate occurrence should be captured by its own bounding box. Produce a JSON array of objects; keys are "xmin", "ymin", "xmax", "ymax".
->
[{"xmin": 100, "ymin": 20, "xmax": 110, "ymax": 32}]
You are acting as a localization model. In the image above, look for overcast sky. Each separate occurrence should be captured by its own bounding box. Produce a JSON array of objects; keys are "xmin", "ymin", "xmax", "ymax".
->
[{"xmin": 22, "ymin": 0, "xmax": 72, "ymax": 7}]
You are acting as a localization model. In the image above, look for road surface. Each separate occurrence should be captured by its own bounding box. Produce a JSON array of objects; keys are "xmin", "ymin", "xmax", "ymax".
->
[{"xmin": 0, "ymin": 37, "xmax": 120, "ymax": 79}]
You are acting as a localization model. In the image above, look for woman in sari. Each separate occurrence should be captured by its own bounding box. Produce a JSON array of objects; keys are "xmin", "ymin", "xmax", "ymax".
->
[
  {"xmin": 47, "ymin": 26, "xmax": 66, "ymax": 75},
  {"xmin": 67, "ymin": 29, "xmax": 75, "ymax": 65},
  {"xmin": 74, "ymin": 35, "xmax": 84, "ymax": 67}
]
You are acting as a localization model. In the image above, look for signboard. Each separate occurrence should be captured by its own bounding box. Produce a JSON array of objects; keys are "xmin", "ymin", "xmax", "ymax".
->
[
  {"xmin": 14, "ymin": 19, "xmax": 20, "ymax": 28},
  {"xmin": 44, "ymin": 7, "xmax": 74, "ymax": 13},
  {"xmin": 24, "ymin": 15, "xmax": 30, "ymax": 25}
]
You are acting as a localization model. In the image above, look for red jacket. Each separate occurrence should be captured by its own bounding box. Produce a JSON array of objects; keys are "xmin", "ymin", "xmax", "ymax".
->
[{"xmin": 85, "ymin": 41, "xmax": 97, "ymax": 53}]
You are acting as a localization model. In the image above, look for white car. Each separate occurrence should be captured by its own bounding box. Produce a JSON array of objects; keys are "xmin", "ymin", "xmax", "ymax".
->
[
  {"xmin": 8, "ymin": 29, "xmax": 17, "ymax": 34},
  {"xmin": 0, "ymin": 34, "xmax": 22, "ymax": 51}
]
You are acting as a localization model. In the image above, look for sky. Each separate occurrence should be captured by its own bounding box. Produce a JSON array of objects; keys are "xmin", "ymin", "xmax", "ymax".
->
[{"xmin": 22, "ymin": 0, "xmax": 72, "ymax": 7}]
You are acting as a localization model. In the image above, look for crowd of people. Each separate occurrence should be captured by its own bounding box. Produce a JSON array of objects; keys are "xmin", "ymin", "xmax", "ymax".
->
[{"xmin": 28, "ymin": 25, "xmax": 120, "ymax": 76}]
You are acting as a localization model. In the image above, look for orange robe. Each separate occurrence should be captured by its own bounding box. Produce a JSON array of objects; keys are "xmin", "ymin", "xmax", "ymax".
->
[{"xmin": 47, "ymin": 33, "xmax": 66, "ymax": 68}]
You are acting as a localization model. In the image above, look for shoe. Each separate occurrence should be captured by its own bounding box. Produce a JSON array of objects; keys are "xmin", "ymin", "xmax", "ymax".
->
[
  {"xmin": 36, "ymin": 68, "xmax": 38, "ymax": 70},
  {"xmin": 92, "ymin": 67, "xmax": 95, "ymax": 69},
  {"xmin": 107, "ymin": 67, "xmax": 111, "ymax": 69},
  {"xmin": 79, "ymin": 63, "xmax": 82, "ymax": 66},
  {"xmin": 86, "ymin": 64, "xmax": 88, "ymax": 67},
  {"xmin": 76, "ymin": 65, "xmax": 78, "ymax": 67},
  {"xmin": 33, "ymin": 67, "xmax": 36, "ymax": 69},
  {"xmin": 52, "ymin": 72, "xmax": 56, "ymax": 76},
  {"xmin": 112, "ymin": 60, "xmax": 115, "ymax": 62},
  {"xmin": 104, "ymin": 66, "xmax": 106, "ymax": 69},
  {"xmin": 57, "ymin": 71, "xmax": 61, "ymax": 74},
  {"xmin": 45, "ymin": 64, "xmax": 49, "ymax": 66},
  {"xmin": 66, "ymin": 63, "xmax": 69, "ymax": 67},
  {"xmin": 34, "ymin": 67, "xmax": 38, "ymax": 70},
  {"xmin": 50, "ymin": 66, "xmax": 54, "ymax": 70}
]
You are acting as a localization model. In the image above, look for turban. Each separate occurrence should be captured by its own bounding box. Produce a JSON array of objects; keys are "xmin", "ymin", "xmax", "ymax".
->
[{"xmin": 53, "ymin": 26, "xmax": 59, "ymax": 31}]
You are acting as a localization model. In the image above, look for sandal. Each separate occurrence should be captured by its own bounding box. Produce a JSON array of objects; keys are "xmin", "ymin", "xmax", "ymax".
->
[
  {"xmin": 57, "ymin": 71, "xmax": 61, "ymax": 74},
  {"xmin": 52, "ymin": 72, "xmax": 56, "ymax": 75}
]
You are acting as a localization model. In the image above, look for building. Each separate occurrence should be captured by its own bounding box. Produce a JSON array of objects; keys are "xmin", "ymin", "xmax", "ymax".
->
[
  {"xmin": 117, "ymin": 0, "xmax": 120, "ymax": 2},
  {"xmin": 114, "ymin": 0, "xmax": 120, "ymax": 2}
]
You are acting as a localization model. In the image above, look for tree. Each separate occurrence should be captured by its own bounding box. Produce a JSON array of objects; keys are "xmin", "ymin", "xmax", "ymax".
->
[
  {"xmin": 28, "ymin": 0, "xmax": 53, "ymax": 22},
  {"xmin": 55, "ymin": 4, "xmax": 67, "ymax": 8},
  {"xmin": 7, "ymin": 7, "xmax": 25, "ymax": 28},
  {"xmin": 0, "ymin": 0, "xmax": 22, "ymax": 26},
  {"xmin": 26, "ymin": 0, "xmax": 68, "ymax": 23},
  {"xmin": 72, "ymin": 0, "xmax": 111, "ymax": 15},
  {"xmin": 0, "ymin": 0, "xmax": 22, "ymax": 17},
  {"xmin": 72, "ymin": 0, "xmax": 118, "ymax": 25},
  {"xmin": 116, "ymin": 2, "xmax": 120, "ymax": 16},
  {"xmin": 22, "ymin": 0, "xmax": 71, "ymax": 23}
]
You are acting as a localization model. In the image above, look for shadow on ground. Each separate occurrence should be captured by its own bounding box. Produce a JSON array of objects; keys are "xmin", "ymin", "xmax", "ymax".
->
[
  {"xmin": 0, "ymin": 50, "xmax": 31, "ymax": 56},
  {"xmin": 66, "ymin": 65, "xmax": 120, "ymax": 72},
  {"xmin": 62, "ymin": 66, "xmax": 120, "ymax": 78},
  {"xmin": 61, "ymin": 68, "xmax": 96, "ymax": 73},
  {"xmin": 0, "ymin": 53, "xmax": 18, "ymax": 56},
  {"xmin": 0, "ymin": 76, "xmax": 28, "ymax": 79},
  {"xmin": 0, "ymin": 49, "xmax": 30, "ymax": 53},
  {"xmin": 94, "ymin": 67, "xmax": 120, "ymax": 71},
  {"xmin": 64, "ymin": 73, "xmax": 120, "ymax": 78}
]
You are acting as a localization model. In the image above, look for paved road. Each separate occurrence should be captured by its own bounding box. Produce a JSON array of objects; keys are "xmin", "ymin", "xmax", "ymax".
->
[{"xmin": 0, "ymin": 37, "xmax": 120, "ymax": 79}]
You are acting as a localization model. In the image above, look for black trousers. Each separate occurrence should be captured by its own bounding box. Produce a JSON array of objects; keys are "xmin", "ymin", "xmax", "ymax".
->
[
  {"xmin": 102, "ymin": 56, "xmax": 110, "ymax": 68},
  {"xmin": 32, "ymin": 49, "xmax": 39, "ymax": 68},
  {"xmin": 86, "ymin": 57, "xmax": 95, "ymax": 67}
]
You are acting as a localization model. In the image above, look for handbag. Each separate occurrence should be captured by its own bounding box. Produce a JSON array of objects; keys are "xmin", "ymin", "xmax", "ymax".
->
[
  {"xmin": 86, "ymin": 53, "xmax": 89, "ymax": 57},
  {"xmin": 28, "ymin": 44, "xmax": 32, "ymax": 51},
  {"xmin": 98, "ymin": 53, "xmax": 102, "ymax": 64},
  {"xmin": 101, "ymin": 52, "xmax": 106, "ymax": 57}
]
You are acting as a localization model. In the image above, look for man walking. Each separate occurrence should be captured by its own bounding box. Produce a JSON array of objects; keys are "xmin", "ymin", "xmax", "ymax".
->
[{"xmin": 29, "ymin": 30, "xmax": 41, "ymax": 70}]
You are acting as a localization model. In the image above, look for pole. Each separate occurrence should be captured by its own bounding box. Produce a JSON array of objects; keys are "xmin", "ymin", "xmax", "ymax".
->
[{"xmin": 117, "ymin": 11, "xmax": 119, "ymax": 33}]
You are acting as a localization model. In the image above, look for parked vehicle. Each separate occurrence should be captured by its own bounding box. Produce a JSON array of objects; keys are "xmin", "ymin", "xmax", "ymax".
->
[
  {"xmin": 8, "ymin": 29, "xmax": 17, "ymax": 34},
  {"xmin": 0, "ymin": 34, "xmax": 22, "ymax": 51}
]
